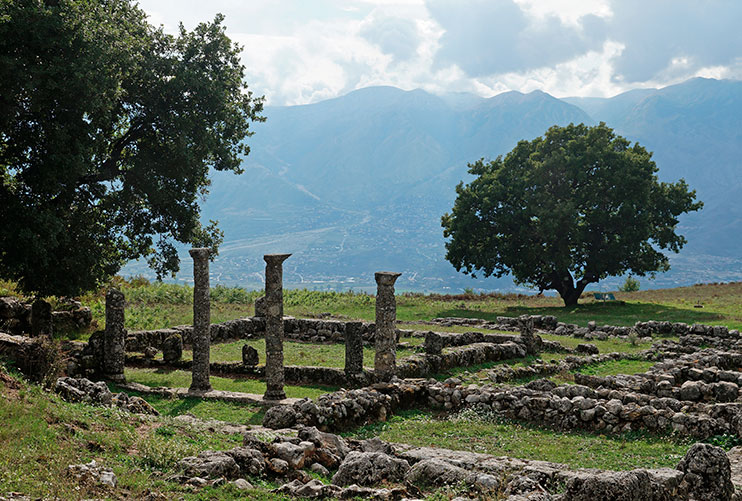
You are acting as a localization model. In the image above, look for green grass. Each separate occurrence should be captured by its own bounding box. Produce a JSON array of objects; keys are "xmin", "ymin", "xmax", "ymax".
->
[
  {"xmin": 176, "ymin": 337, "xmax": 419, "ymax": 368},
  {"xmin": 0, "ymin": 366, "xmax": 286, "ymax": 500},
  {"xmin": 350, "ymin": 410, "xmax": 693, "ymax": 471},
  {"xmin": 109, "ymin": 385, "xmax": 266, "ymax": 424},
  {"xmin": 576, "ymin": 359, "xmax": 655, "ymax": 377},
  {"xmin": 124, "ymin": 367, "xmax": 335, "ymax": 399},
  {"xmin": 25, "ymin": 277, "xmax": 741, "ymax": 339}
]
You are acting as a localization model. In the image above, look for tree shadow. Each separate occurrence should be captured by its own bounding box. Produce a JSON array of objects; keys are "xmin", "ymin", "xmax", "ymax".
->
[{"xmin": 432, "ymin": 301, "xmax": 725, "ymax": 327}]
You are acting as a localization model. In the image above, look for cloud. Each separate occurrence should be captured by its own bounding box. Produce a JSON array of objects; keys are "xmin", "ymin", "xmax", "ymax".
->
[
  {"xmin": 607, "ymin": 0, "xmax": 742, "ymax": 84},
  {"xmin": 427, "ymin": 0, "xmax": 607, "ymax": 76},
  {"xmin": 135, "ymin": 0, "xmax": 742, "ymax": 105},
  {"xmin": 360, "ymin": 15, "xmax": 421, "ymax": 62}
]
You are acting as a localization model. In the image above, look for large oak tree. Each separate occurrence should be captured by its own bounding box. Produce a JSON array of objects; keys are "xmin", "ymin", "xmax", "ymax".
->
[
  {"xmin": 441, "ymin": 123, "xmax": 702, "ymax": 306},
  {"xmin": 0, "ymin": 0, "xmax": 264, "ymax": 296}
]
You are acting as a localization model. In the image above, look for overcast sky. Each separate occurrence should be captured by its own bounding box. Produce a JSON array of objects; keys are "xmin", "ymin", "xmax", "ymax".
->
[{"xmin": 138, "ymin": 0, "xmax": 742, "ymax": 106}]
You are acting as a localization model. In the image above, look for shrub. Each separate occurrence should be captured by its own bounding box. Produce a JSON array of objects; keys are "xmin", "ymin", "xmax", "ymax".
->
[{"xmin": 620, "ymin": 275, "xmax": 640, "ymax": 292}]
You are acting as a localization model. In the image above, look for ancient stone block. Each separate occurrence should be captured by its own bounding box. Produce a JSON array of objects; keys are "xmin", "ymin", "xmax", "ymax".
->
[
  {"xmin": 103, "ymin": 288, "xmax": 126, "ymax": 382},
  {"xmin": 242, "ymin": 344, "xmax": 259, "ymax": 366},
  {"xmin": 162, "ymin": 332, "xmax": 183, "ymax": 363},
  {"xmin": 344, "ymin": 321, "xmax": 364, "ymax": 376},
  {"xmin": 31, "ymin": 299, "xmax": 53, "ymax": 337}
]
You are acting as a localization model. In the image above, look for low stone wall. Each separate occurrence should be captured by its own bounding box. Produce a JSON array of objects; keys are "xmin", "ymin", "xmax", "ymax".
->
[
  {"xmin": 265, "ymin": 375, "xmax": 742, "ymax": 440},
  {"xmin": 0, "ymin": 296, "xmax": 92, "ymax": 335},
  {"xmin": 125, "ymin": 341, "xmax": 525, "ymax": 388},
  {"xmin": 428, "ymin": 314, "xmax": 742, "ymax": 342},
  {"xmin": 124, "ymin": 317, "xmax": 415, "ymax": 353},
  {"xmin": 486, "ymin": 350, "xmax": 654, "ymax": 383}
]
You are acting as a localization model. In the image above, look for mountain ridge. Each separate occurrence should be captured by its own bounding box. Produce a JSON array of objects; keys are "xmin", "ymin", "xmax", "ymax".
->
[{"xmin": 125, "ymin": 78, "xmax": 742, "ymax": 292}]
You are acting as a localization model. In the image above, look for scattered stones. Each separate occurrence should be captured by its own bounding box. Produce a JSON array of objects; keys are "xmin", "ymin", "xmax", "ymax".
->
[
  {"xmin": 55, "ymin": 377, "xmax": 112, "ymax": 406},
  {"xmin": 66, "ymin": 460, "xmax": 116, "ymax": 488},
  {"xmin": 55, "ymin": 377, "xmax": 158, "ymax": 415}
]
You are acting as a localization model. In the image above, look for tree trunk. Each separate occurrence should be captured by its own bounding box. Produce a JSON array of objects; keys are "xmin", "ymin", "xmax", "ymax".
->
[
  {"xmin": 552, "ymin": 272, "xmax": 591, "ymax": 307},
  {"xmin": 561, "ymin": 289, "xmax": 582, "ymax": 307}
]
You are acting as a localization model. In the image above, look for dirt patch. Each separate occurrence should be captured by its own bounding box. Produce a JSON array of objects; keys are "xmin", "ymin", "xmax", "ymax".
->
[
  {"xmin": 126, "ymin": 421, "xmax": 159, "ymax": 456},
  {"xmin": 0, "ymin": 367, "xmax": 21, "ymax": 399}
]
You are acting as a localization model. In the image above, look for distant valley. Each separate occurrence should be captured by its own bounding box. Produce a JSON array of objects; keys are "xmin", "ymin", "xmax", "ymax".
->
[{"xmin": 125, "ymin": 77, "xmax": 742, "ymax": 293}]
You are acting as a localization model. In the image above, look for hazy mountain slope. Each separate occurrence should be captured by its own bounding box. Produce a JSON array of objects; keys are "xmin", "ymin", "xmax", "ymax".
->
[
  {"xmin": 127, "ymin": 78, "xmax": 742, "ymax": 292},
  {"xmin": 571, "ymin": 78, "xmax": 742, "ymax": 258}
]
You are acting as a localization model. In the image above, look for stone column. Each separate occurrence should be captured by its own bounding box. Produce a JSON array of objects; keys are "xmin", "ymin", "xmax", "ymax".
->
[
  {"xmin": 189, "ymin": 248, "xmax": 212, "ymax": 392},
  {"xmin": 30, "ymin": 299, "xmax": 53, "ymax": 337},
  {"xmin": 263, "ymin": 253, "xmax": 291, "ymax": 400},
  {"xmin": 374, "ymin": 271, "xmax": 401, "ymax": 381},
  {"xmin": 344, "ymin": 321, "xmax": 364, "ymax": 376},
  {"xmin": 103, "ymin": 288, "xmax": 126, "ymax": 382}
]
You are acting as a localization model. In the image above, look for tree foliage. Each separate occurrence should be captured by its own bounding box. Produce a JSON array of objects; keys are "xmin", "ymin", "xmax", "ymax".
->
[
  {"xmin": 0, "ymin": 0, "xmax": 264, "ymax": 296},
  {"xmin": 441, "ymin": 123, "xmax": 702, "ymax": 306}
]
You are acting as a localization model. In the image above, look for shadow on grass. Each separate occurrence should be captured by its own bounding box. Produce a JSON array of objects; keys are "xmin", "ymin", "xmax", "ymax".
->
[{"xmin": 433, "ymin": 301, "xmax": 724, "ymax": 327}]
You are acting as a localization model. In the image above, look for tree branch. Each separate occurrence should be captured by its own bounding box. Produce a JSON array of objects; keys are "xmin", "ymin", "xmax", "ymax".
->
[{"xmin": 78, "ymin": 122, "xmax": 148, "ymax": 185}]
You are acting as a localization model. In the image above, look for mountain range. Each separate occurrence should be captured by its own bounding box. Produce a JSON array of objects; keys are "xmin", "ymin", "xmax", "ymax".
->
[{"xmin": 125, "ymin": 77, "xmax": 742, "ymax": 293}]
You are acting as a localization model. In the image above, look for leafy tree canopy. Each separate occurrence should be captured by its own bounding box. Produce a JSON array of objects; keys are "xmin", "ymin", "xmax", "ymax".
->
[
  {"xmin": 0, "ymin": 0, "xmax": 264, "ymax": 297},
  {"xmin": 441, "ymin": 123, "xmax": 703, "ymax": 306}
]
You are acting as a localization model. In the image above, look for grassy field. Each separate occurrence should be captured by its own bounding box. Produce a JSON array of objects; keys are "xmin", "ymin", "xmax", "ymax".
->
[
  {"xmin": 5, "ymin": 278, "xmax": 742, "ymax": 337},
  {"xmin": 350, "ymin": 409, "xmax": 693, "ymax": 471},
  {"xmin": 174, "ymin": 337, "xmax": 420, "ymax": 368},
  {"xmin": 0, "ymin": 366, "xmax": 293, "ymax": 500},
  {"xmin": 124, "ymin": 368, "xmax": 335, "ymax": 400}
]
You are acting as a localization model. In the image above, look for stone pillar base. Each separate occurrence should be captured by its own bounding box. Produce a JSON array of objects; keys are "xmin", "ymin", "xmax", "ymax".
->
[{"xmin": 263, "ymin": 389, "xmax": 287, "ymax": 401}]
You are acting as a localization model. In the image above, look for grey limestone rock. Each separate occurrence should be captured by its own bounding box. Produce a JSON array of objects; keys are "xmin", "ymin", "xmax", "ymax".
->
[
  {"xmin": 269, "ymin": 441, "xmax": 315, "ymax": 470},
  {"xmin": 242, "ymin": 344, "xmax": 259, "ymax": 366},
  {"xmin": 676, "ymin": 442, "xmax": 734, "ymax": 501},
  {"xmin": 344, "ymin": 321, "xmax": 364, "ymax": 375},
  {"xmin": 331, "ymin": 451, "xmax": 410, "ymax": 487},
  {"xmin": 561, "ymin": 469, "xmax": 674, "ymax": 501},
  {"xmin": 225, "ymin": 447, "xmax": 265, "ymax": 477},
  {"xmin": 162, "ymin": 332, "xmax": 183, "ymax": 363},
  {"xmin": 263, "ymin": 405, "xmax": 298, "ymax": 429},
  {"xmin": 406, "ymin": 458, "xmax": 500, "ymax": 491},
  {"xmin": 576, "ymin": 343, "xmax": 600, "ymax": 355},
  {"xmin": 55, "ymin": 377, "xmax": 112, "ymax": 406},
  {"xmin": 178, "ymin": 450, "xmax": 239, "ymax": 480},
  {"xmin": 66, "ymin": 459, "xmax": 116, "ymax": 488},
  {"xmin": 31, "ymin": 299, "xmax": 53, "ymax": 337}
]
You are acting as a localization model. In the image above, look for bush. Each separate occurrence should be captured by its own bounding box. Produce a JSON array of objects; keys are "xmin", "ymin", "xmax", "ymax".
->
[{"xmin": 620, "ymin": 275, "xmax": 640, "ymax": 292}]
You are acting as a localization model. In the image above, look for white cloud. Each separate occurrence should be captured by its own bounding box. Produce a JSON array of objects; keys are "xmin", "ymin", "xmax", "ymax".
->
[{"xmin": 134, "ymin": 0, "xmax": 741, "ymax": 105}]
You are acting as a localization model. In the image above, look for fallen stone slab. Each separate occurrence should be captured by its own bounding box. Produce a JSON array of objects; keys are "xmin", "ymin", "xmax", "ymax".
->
[{"xmin": 117, "ymin": 381, "xmax": 301, "ymax": 407}]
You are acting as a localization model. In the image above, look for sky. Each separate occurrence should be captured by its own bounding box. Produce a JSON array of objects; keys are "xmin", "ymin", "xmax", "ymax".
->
[{"xmin": 138, "ymin": 0, "xmax": 742, "ymax": 106}]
